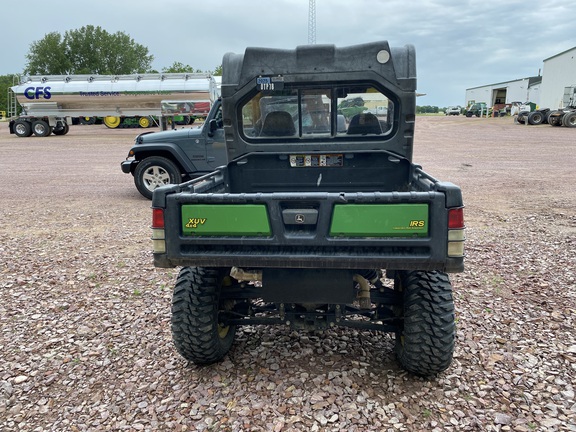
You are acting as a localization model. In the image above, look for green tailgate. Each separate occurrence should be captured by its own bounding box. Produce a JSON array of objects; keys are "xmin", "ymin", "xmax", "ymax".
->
[
  {"xmin": 181, "ymin": 204, "xmax": 271, "ymax": 236},
  {"xmin": 330, "ymin": 204, "xmax": 429, "ymax": 237}
]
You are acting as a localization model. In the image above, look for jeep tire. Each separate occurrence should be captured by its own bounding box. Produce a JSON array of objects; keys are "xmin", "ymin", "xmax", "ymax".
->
[
  {"xmin": 171, "ymin": 267, "xmax": 236, "ymax": 365},
  {"xmin": 394, "ymin": 270, "xmax": 455, "ymax": 376},
  {"xmin": 134, "ymin": 156, "xmax": 181, "ymax": 199}
]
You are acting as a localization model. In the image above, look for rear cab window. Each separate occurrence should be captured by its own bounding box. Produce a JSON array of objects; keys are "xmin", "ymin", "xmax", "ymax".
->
[{"xmin": 240, "ymin": 83, "xmax": 396, "ymax": 142}]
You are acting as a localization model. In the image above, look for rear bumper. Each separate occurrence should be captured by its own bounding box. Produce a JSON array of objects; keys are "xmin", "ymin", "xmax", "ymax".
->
[{"xmin": 154, "ymin": 251, "xmax": 464, "ymax": 273}]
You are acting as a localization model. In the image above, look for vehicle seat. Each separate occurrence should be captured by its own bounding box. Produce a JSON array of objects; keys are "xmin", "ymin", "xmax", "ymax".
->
[
  {"xmin": 260, "ymin": 111, "xmax": 296, "ymax": 137},
  {"xmin": 346, "ymin": 113, "xmax": 382, "ymax": 135}
]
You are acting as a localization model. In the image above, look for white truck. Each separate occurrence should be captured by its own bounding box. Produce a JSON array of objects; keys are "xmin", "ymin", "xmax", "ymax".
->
[{"xmin": 8, "ymin": 73, "xmax": 218, "ymax": 138}]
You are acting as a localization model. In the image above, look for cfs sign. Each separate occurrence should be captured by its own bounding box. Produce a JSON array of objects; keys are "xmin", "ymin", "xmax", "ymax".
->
[{"xmin": 24, "ymin": 87, "xmax": 52, "ymax": 100}]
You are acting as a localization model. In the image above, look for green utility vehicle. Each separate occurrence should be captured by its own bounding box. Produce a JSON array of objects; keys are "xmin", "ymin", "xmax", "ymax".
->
[
  {"xmin": 465, "ymin": 102, "xmax": 488, "ymax": 117},
  {"xmin": 151, "ymin": 41, "xmax": 465, "ymax": 376}
]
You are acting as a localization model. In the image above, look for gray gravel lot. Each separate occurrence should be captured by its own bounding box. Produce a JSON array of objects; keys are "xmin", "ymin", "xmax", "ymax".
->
[{"xmin": 0, "ymin": 117, "xmax": 575, "ymax": 431}]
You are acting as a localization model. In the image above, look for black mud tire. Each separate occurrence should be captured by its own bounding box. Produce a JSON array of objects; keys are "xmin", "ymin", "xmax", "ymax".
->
[
  {"xmin": 394, "ymin": 270, "xmax": 455, "ymax": 377},
  {"xmin": 133, "ymin": 156, "xmax": 181, "ymax": 200},
  {"xmin": 171, "ymin": 267, "xmax": 236, "ymax": 365},
  {"xmin": 527, "ymin": 111, "xmax": 544, "ymax": 125}
]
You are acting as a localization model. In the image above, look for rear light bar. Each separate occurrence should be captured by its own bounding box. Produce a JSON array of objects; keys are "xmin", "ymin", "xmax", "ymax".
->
[
  {"xmin": 152, "ymin": 208, "xmax": 166, "ymax": 253},
  {"xmin": 447, "ymin": 207, "xmax": 465, "ymax": 257}
]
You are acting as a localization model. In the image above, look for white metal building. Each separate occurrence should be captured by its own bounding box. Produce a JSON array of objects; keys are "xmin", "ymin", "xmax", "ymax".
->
[
  {"xmin": 539, "ymin": 47, "xmax": 576, "ymax": 109},
  {"xmin": 465, "ymin": 76, "xmax": 541, "ymax": 108},
  {"xmin": 465, "ymin": 46, "xmax": 576, "ymax": 110}
]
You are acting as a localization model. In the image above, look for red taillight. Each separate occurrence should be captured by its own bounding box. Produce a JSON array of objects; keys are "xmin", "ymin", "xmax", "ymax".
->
[
  {"xmin": 152, "ymin": 208, "xmax": 165, "ymax": 229},
  {"xmin": 448, "ymin": 208, "xmax": 465, "ymax": 229}
]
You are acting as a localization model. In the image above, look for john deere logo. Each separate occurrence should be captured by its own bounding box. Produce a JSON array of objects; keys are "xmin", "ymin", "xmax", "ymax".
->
[
  {"xmin": 185, "ymin": 218, "xmax": 207, "ymax": 229},
  {"xmin": 295, "ymin": 214, "xmax": 305, "ymax": 224}
]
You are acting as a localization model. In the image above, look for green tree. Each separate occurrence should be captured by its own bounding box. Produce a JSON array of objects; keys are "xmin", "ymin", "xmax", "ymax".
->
[
  {"xmin": 25, "ymin": 32, "xmax": 71, "ymax": 75},
  {"xmin": 0, "ymin": 75, "xmax": 19, "ymax": 117},
  {"xmin": 25, "ymin": 25, "xmax": 153, "ymax": 75},
  {"xmin": 162, "ymin": 62, "xmax": 201, "ymax": 73},
  {"xmin": 212, "ymin": 65, "xmax": 223, "ymax": 76},
  {"xmin": 162, "ymin": 62, "xmax": 223, "ymax": 76}
]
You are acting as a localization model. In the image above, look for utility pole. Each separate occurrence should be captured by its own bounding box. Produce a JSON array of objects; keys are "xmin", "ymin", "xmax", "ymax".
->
[{"xmin": 308, "ymin": 0, "xmax": 316, "ymax": 44}]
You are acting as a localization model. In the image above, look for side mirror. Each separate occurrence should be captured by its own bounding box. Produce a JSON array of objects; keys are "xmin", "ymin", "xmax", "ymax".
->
[{"xmin": 207, "ymin": 119, "xmax": 218, "ymax": 137}]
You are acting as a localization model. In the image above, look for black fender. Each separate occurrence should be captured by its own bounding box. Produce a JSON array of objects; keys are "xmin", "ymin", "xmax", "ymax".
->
[{"xmin": 130, "ymin": 143, "xmax": 199, "ymax": 175}]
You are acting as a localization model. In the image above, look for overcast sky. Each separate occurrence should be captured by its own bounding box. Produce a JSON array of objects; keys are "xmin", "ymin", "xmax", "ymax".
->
[{"xmin": 1, "ymin": 0, "xmax": 574, "ymax": 107}]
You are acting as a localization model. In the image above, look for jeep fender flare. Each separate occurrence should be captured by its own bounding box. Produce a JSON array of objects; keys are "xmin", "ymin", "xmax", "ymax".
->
[{"xmin": 132, "ymin": 143, "xmax": 198, "ymax": 175}]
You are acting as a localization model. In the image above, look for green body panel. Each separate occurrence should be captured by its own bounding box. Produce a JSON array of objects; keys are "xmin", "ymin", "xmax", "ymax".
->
[
  {"xmin": 182, "ymin": 204, "xmax": 271, "ymax": 236},
  {"xmin": 330, "ymin": 204, "xmax": 429, "ymax": 237}
]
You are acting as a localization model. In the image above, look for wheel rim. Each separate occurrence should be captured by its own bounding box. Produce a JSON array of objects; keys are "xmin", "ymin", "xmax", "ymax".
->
[
  {"xmin": 138, "ymin": 117, "xmax": 150, "ymax": 128},
  {"xmin": 15, "ymin": 123, "xmax": 28, "ymax": 135},
  {"xmin": 142, "ymin": 166, "xmax": 171, "ymax": 191},
  {"xmin": 33, "ymin": 122, "xmax": 48, "ymax": 135},
  {"xmin": 104, "ymin": 116, "xmax": 121, "ymax": 128},
  {"xmin": 566, "ymin": 114, "xmax": 576, "ymax": 127}
]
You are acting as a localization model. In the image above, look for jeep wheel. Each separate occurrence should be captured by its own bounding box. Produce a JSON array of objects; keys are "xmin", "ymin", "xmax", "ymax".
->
[
  {"xmin": 134, "ymin": 156, "xmax": 181, "ymax": 199},
  {"xmin": 171, "ymin": 267, "xmax": 236, "ymax": 365},
  {"xmin": 394, "ymin": 270, "xmax": 455, "ymax": 376}
]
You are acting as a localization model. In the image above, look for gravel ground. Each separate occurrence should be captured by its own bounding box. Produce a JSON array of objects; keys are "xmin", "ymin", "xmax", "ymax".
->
[{"xmin": 0, "ymin": 117, "xmax": 575, "ymax": 431}]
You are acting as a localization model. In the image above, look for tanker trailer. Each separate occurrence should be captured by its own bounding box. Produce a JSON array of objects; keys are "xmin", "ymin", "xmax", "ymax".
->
[{"xmin": 8, "ymin": 73, "xmax": 217, "ymax": 138}]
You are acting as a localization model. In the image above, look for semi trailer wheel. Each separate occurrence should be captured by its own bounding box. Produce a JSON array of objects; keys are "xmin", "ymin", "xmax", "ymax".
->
[
  {"xmin": 527, "ymin": 111, "xmax": 544, "ymax": 125},
  {"xmin": 13, "ymin": 120, "xmax": 33, "ymax": 137},
  {"xmin": 562, "ymin": 112, "xmax": 576, "ymax": 127},
  {"xmin": 394, "ymin": 270, "xmax": 455, "ymax": 377},
  {"xmin": 134, "ymin": 156, "xmax": 182, "ymax": 199},
  {"xmin": 171, "ymin": 267, "xmax": 236, "ymax": 365},
  {"xmin": 32, "ymin": 120, "xmax": 51, "ymax": 137}
]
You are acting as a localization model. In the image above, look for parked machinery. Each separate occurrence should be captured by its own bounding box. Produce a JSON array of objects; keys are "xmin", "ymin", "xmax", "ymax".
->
[
  {"xmin": 516, "ymin": 87, "xmax": 576, "ymax": 127},
  {"xmin": 516, "ymin": 105, "xmax": 550, "ymax": 125},
  {"xmin": 547, "ymin": 87, "xmax": 576, "ymax": 127}
]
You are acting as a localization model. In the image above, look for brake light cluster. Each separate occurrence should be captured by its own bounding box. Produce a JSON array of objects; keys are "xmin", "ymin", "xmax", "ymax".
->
[
  {"xmin": 447, "ymin": 207, "xmax": 465, "ymax": 257},
  {"xmin": 152, "ymin": 208, "xmax": 166, "ymax": 253}
]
